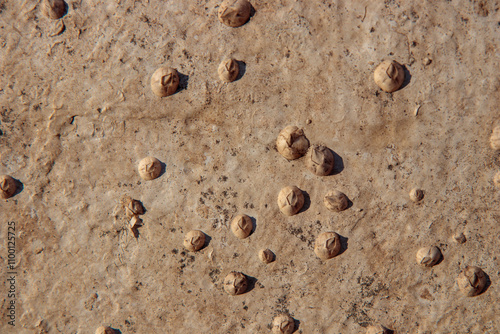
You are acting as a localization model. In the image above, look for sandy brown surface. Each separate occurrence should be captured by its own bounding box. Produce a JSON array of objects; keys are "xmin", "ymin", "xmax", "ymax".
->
[{"xmin": 1, "ymin": 0, "xmax": 500, "ymax": 333}]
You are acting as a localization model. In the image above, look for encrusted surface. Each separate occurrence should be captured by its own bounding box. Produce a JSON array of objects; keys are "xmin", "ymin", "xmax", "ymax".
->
[{"xmin": 0, "ymin": 0, "xmax": 499, "ymax": 333}]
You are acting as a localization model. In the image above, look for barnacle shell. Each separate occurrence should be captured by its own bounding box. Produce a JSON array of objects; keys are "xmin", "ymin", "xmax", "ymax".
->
[
  {"xmin": 277, "ymin": 186, "xmax": 304, "ymax": 216},
  {"xmin": 457, "ymin": 266, "xmax": 487, "ymax": 297},
  {"xmin": 223, "ymin": 271, "xmax": 248, "ymax": 295},
  {"xmin": 314, "ymin": 232, "xmax": 341, "ymax": 260},
  {"xmin": 276, "ymin": 126, "xmax": 309, "ymax": 160},
  {"xmin": 151, "ymin": 67, "xmax": 179, "ymax": 97},
  {"xmin": 218, "ymin": 58, "xmax": 239, "ymax": 82},
  {"xmin": 416, "ymin": 246, "xmax": 441, "ymax": 267},
  {"xmin": 272, "ymin": 314, "xmax": 295, "ymax": 334},
  {"xmin": 218, "ymin": 0, "xmax": 252, "ymax": 27},
  {"xmin": 305, "ymin": 145, "xmax": 334, "ymax": 176},
  {"xmin": 231, "ymin": 214, "xmax": 253, "ymax": 239},
  {"xmin": 374, "ymin": 60, "xmax": 405, "ymax": 93},
  {"xmin": 184, "ymin": 230, "xmax": 206, "ymax": 252},
  {"xmin": 324, "ymin": 190, "xmax": 348, "ymax": 212},
  {"xmin": 0, "ymin": 175, "xmax": 17, "ymax": 199},
  {"xmin": 138, "ymin": 156, "xmax": 162, "ymax": 180}
]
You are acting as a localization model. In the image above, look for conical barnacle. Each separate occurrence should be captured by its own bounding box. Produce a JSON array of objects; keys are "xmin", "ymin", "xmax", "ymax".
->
[
  {"xmin": 374, "ymin": 60, "xmax": 405, "ymax": 93},
  {"xmin": 0, "ymin": 175, "xmax": 17, "ymax": 199},
  {"xmin": 218, "ymin": 0, "xmax": 252, "ymax": 27},
  {"xmin": 138, "ymin": 156, "xmax": 162, "ymax": 180},
  {"xmin": 218, "ymin": 58, "xmax": 239, "ymax": 82},
  {"xmin": 223, "ymin": 271, "xmax": 248, "ymax": 295},
  {"xmin": 416, "ymin": 246, "xmax": 441, "ymax": 267},
  {"xmin": 41, "ymin": 0, "xmax": 67, "ymax": 20},
  {"xmin": 305, "ymin": 145, "xmax": 334, "ymax": 176},
  {"xmin": 184, "ymin": 230, "xmax": 206, "ymax": 252},
  {"xmin": 272, "ymin": 314, "xmax": 295, "ymax": 334},
  {"xmin": 151, "ymin": 67, "xmax": 179, "ymax": 97},
  {"xmin": 276, "ymin": 125, "xmax": 309, "ymax": 160},
  {"xmin": 314, "ymin": 232, "xmax": 341, "ymax": 260},
  {"xmin": 231, "ymin": 214, "xmax": 253, "ymax": 239},
  {"xmin": 324, "ymin": 190, "xmax": 348, "ymax": 212},
  {"xmin": 457, "ymin": 266, "xmax": 487, "ymax": 297},
  {"xmin": 277, "ymin": 186, "xmax": 304, "ymax": 216}
]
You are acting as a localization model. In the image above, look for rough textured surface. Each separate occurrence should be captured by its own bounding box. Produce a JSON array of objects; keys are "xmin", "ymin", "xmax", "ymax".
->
[{"xmin": 0, "ymin": 0, "xmax": 499, "ymax": 333}]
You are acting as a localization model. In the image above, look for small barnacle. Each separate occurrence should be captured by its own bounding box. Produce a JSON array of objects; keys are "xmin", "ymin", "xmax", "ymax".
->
[
  {"xmin": 490, "ymin": 125, "xmax": 500, "ymax": 150},
  {"xmin": 129, "ymin": 216, "xmax": 143, "ymax": 230},
  {"xmin": 230, "ymin": 214, "xmax": 253, "ymax": 239},
  {"xmin": 494, "ymin": 171, "xmax": 500, "ymax": 188},
  {"xmin": 314, "ymin": 232, "xmax": 341, "ymax": 260},
  {"xmin": 453, "ymin": 232, "xmax": 467, "ymax": 244},
  {"xmin": 218, "ymin": 58, "xmax": 239, "ymax": 82},
  {"xmin": 457, "ymin": 266, "xmax": 487, "ymax": 297},
  {"xmin": 409, "ymin": 188, "xmax": 424, "ymax": 202},
  {"xmin": 41, "ymin": 0, "xmax": 67, "ymax": 20},
  {"xmin": 276, "ymin": 125, "xmax": 309, "ymax": 160},
  {"xmin": 151, "ymin": 67, "xmax": 179, "ymax": 97},
  {"xmin": 125, "ymin": 198, "xmax": 145, "ymax": 218},
  {"xmin": 277, "ymin": 186, "xmax": 304, "ymax": 216},
  {"xmin": 95, "ymin": 326, "xmax": 116, "ymax": 334},
  {"xmin": 416, "ymin": 246, "xmax": 441, "ymax": 267},
  {"xmin": 272, "ymin": 314, "xmax": 295, "ymax": 334},
  {"xmin": 324, "ymin": 190, "xmax": 348, "ymax": 212},
  {"xmin": 0, "ymin": 175, "xmax": 17, "ymax": 199},
  {"xmin": 223, "ymin": 271, "xmax": 248, "ymax": 295},
  {"xmin": 374, "ymin": 60, "xmax": 405, "ymax": 93},
  {"xmin": 305, "ymin": 145, "xmax": 334, "ymax": 176},
  {"xmin": 184, "ymin": 230, "xmax": 206, "ymax": 252},
  {"xmin": 366, "ymin": 324, "xmax": 390, "ymax": 334},
  {"xmin": 259, "ymin": 249, "xmax": 275, "ymax": 264},
  {"xmin": 138, "ymin": 156, "xmax": 162, "ymax": 180},
  {"xmin": 218, "ymin": 0, "xmax": 252, "ymax": 27}
]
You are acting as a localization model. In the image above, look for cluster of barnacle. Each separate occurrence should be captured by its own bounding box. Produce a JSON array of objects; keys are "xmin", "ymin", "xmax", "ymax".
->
[
  {"xmin": 10, "ymin": 1, "xmax": 494, "ymax": 333},
  {"xmin": 274, "ymin": 125, "xmax": 384, "ymax": 333},
  {"xmin": 150, "ymin": 0, "xmax": 250, "ymax": 99}
]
